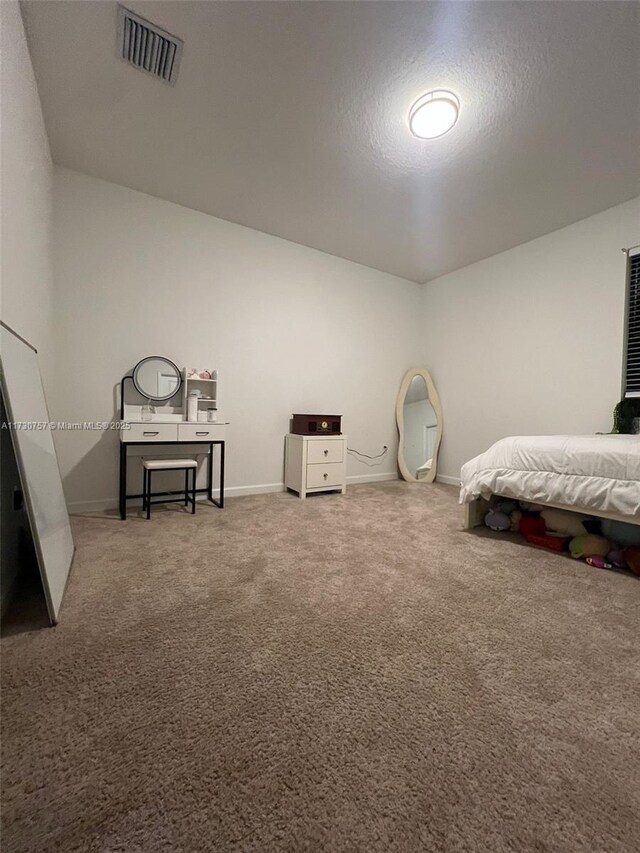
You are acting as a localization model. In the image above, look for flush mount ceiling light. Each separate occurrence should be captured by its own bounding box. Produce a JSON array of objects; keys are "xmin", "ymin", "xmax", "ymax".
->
[{"xmin": 409, "ymin": 90, "xmax": 460, "ymax": 139}]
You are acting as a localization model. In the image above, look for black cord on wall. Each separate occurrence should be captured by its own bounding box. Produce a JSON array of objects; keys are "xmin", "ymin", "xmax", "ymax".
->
[{"xmin": 347, "ymin": 445, "xmax": 388, "ymax": 466}]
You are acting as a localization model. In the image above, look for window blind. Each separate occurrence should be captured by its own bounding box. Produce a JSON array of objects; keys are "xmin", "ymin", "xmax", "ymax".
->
[{"xmin": 625, "ymin": 250, "xmax": 640, "ymax": 398}]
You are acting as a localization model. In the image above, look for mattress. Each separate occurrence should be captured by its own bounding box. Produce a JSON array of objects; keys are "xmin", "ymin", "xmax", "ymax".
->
[{"xmin": 459, "ymin": 434, "xmax": 640, "ymax": 520}]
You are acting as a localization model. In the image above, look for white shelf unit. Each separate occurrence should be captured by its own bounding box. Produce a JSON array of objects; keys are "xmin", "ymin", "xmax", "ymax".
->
[{"xmin": 183, "ymin": 369, "xmax": 218, "ymax": 421}]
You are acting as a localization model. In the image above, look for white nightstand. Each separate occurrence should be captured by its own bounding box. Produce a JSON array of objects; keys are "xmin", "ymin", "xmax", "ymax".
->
[{"xmin": 285, "ymin": 434, "xmax": 347, "ymax": 499}]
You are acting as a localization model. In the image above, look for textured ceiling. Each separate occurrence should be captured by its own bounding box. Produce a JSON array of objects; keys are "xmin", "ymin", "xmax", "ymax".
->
[{"xmin": 22, "ymin": 0, "xmax": 640, "ymax": 283}]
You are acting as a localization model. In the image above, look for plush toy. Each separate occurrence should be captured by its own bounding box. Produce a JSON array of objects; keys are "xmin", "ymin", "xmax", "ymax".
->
[
  {"xmin": 484, "ymin": 510, "xmax": 511, "ymax": 531},
  {"xmin": 606, "ymin": 547, "xmax": 627, "ymax": 569},
  {"xmin": 510, "ymin": 510, "xmax": 522, "ymax": 532},
  {"xmin": 525, "ymin": 532, "xmax": 570, "ymax": 552},
  {"xmin": 623, "ymin": 546, "xmax": 640, "ymax": 577},
  {"xmin": 518, "ymin": 515, "xmax": 546, "ymax": 538},
  {"xmin": 611, "ymin": 398, "xmax": 640, "ymax": 435},
  {"xmin": 601, "ymin": 519, "xmax": 640, "ymax": 549},
  {"xmin": 540, "ymin": 508, "xmax": 589, "ymax": 538},
  {"xmin": 585, "ymin": 556, "xmax": 613, "ymax": 570},
  {"xmin": 492, "ymin": 500, "xmax": 517, "ymax": 515},
  {"xmin": 569, "ymin": 534, "xmax": 610, "ymax": 560},
  {"xmin": 518, "ymin": 502, "xmax": 545, "ymax": 513},
  {"xmin": 188, "ymin": 368, "xmax": 213, "ymax": 380}
]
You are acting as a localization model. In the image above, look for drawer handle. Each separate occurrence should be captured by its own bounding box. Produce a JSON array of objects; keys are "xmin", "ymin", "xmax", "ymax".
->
[
  {"xmin": 323, "ymin": 472, "xmax": 328, "ymax": 479},
  {"xmin": 196, "ymin": 431, "xmax": 209, "ymax": 436},
  {"xmin": 143, "ymin": 431, "xmax": 159, "ymax": 436},
  {"xmin": 324, "ymin": 449, "xmax": 328, "ymax": 456}
]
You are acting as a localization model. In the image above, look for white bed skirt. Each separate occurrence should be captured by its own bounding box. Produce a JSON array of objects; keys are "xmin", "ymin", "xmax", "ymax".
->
[{"xmin": 460, "ymin": 434, "xmax": 640, "ymax": 521}]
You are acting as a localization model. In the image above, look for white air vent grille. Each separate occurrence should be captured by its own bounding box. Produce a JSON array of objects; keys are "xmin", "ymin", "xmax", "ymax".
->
[{"xmin": 117, "ymin": 6, "xmax": 182, "ymax": 85}]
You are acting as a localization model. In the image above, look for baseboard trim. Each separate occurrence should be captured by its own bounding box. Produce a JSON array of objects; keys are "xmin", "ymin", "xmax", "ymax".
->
[
  {"xmin": 436, "ymin": 474, "xmax": 460, "ymax": 486},
  {"xmin": 346, "ymin": 472, "xmax": 398, "ymax": 485},
  {"xmin": 67, "ymin": 489, "xmax": 283, "ymax": 514},
  {"xmin": 68, "ymin": 497, "xmax": 119, "ymax": 515},
  {"xmin": 67, "ymin": 473, "xmax": 400, "ymax": 514},
  {"xmin": 224, "ymin": 483, "xmax": 284, "ymax": 498}
]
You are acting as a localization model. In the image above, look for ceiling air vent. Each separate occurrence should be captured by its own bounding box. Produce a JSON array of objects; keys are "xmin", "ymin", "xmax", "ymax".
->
[{"xmin": 117, "ymin": 6, "xmax": 182, "ymax": 85}]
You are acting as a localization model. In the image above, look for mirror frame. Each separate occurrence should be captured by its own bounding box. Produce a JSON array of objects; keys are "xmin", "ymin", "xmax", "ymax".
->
[
  {"xmin": 396, "ymin": 367, "xmax": 443, "ymax": 484},
  {"xmin": 132, "ymin": 356, "xmax": 182, "ymax": 402}
]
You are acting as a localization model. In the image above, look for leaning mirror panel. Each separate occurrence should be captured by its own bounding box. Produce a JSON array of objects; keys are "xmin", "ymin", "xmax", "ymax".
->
[{"xmin": 396, "ymin": 368, "xmax": 443, "ymax": 483}]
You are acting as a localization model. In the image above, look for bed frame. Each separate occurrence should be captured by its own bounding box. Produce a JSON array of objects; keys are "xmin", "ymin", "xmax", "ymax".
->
[{"xmin": 463, "ymin": 496, "xmax": 640, "ymax": 530}]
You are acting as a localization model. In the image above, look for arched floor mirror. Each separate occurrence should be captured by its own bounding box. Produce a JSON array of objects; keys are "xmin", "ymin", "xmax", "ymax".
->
[{"xmin": 396, "ymin": 368, "xmax": 443, "ymax": 483}]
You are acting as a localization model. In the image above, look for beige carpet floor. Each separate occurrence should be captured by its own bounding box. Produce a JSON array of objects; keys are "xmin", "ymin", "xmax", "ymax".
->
[{"xmin": 1, "ymin": 482, "xmax": 639, "ymax": 852}]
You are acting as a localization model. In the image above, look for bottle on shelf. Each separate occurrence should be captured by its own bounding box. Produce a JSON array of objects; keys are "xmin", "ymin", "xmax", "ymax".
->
[{"xmin": 187, "ymin": 393, "xmax": 199, "ymax": 422}]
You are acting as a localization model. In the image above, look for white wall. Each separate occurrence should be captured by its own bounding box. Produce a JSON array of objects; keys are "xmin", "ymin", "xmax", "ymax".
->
[
  {"xmin": 0, "ymin": 2, "xmax": 55, "ymax": 608},
  {"xmin": 421, "ymin": 197, "xmax": 640, "ymax": 483},
  {"xmin": 53, "ymin": 167, "xmax": 421, "ymax": 511},
  {"xmin": 0, "ymin": 1, "xmax": 54, "ymax": 386}
]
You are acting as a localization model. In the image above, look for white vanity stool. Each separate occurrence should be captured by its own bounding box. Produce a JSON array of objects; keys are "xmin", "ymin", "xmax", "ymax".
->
[{"xmin": 142, "ymin": 458, "xmax": 197, "ymax": 519}]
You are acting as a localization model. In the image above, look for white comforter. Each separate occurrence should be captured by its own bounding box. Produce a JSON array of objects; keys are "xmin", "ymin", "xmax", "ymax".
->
[{"xmin": 460, "ymin": 435, "xmax": 640, "ymax": 520}]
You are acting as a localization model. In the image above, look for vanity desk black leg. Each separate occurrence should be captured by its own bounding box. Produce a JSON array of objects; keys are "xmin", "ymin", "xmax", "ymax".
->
[
  {"xmin": 207, "ymin": 442, "xmax": 225, "ymax": 508},
  {"xmin": 119, "ymin": 443, "xmax": 127, "ymax": 520},
  {"xmin": 219, "ymin": 441, "xmax": 225, "ymax": 508},
  {"xmin": 207, "ymin": 443, "xmax": 214, "ymax": 503}
]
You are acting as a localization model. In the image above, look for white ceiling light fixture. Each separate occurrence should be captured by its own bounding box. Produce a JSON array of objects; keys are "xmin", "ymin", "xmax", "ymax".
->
[{"xmin": 409, "ymin": 90, "xmax": 460, "ymax": 139}]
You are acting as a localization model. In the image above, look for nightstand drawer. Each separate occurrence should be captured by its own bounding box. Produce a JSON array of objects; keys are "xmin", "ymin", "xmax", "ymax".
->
[
  {"xmin": 307, "ymin": 440, "xmax": 344, "ymax": 464},
  {"xmin": 126, "ymin": 423, "xmax": 178, "ymax": 442},
  {"xmin": 306, "ymin": 462, "xmax": 344, "ymax": 489}
]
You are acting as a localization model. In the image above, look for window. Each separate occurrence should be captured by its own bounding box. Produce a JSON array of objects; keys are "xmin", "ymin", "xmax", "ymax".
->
[{"xmin": 624, "ymin": 250, "xmax": 640, "ymax": 398}]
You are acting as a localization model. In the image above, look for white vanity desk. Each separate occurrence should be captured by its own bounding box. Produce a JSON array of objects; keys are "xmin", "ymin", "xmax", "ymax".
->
[
  {"xmin": 119, "ymin": 412, "xmax": 227, "ymax": 520},
  {"xmin": 119, "ymin": 359, "xmax": 227, "ymax": 520}
]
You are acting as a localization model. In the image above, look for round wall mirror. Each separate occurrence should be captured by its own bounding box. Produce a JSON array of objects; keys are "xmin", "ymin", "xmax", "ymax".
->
[
  {"xmin": 132, "ymin": 356, "xmax": 182, "ymax": 401},
  {"xmin": 396, "ymin": 367, "xmax": 443, "ymax": 483}
]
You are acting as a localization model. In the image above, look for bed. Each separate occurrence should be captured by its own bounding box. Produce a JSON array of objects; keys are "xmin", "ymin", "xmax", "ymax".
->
[{"xmin": 460, "ymin": 434, "xmax": 640, "ymax": 529}]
